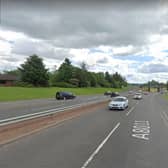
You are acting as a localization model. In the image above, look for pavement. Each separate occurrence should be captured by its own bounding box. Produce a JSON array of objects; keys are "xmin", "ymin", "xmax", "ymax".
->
[{"xmin": 0, "ymin": 92, "xmax": 168, "ymax": 168}]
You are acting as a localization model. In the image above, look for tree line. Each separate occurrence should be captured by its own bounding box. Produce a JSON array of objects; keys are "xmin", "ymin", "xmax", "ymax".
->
[
  {"xmin": 140, "ymin": 80, "xmax": 168, "ymax": 91},
  {"xmin": 2, "ymin": 55, "xmax": 127, "ymax": 88}
]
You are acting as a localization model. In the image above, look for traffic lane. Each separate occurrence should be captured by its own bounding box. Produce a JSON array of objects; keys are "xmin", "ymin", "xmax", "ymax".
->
[
  {"xmin": 85, "ymin": 93, "xmax": 168, "ymax": 168},
  {"xmin": 0, "ymin": 94, "xmax": 135, "ymax": 168},
  {"xmin": 0, "ymin": 95, "xmax": 109, "ymax": 120},
  {"xmin": 0, "ymin": 90, "xmax": 130, "ymax": 120}
]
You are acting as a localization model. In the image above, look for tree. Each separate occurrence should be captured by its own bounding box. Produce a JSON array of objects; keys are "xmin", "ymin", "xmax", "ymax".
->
[
  {"xmin": 56, "ymin": 58, "xmax": 73, "ymax": 83},
  {"xmin": 111, "ymin": 72, "xmax": 127, "ymax": 88},
  {"xmin": 105, "ymin": 71, "xmax": 111, "ymax": 83},
  {"xmin": 95, "ymin": 72, "xmax": 110, "ymax": 87},
  {"xmin": 166, "ymin": 81, "xmax": 168, "ymax": 91},
  {"xmin": 19, "ymin": 55, "xmax": 49, "ymax": 87},
  {"xmin": 72, "ymin": 67, "xmax": 88, "ymax": 87},
  {"xmin": 3, "ymin": 69, "xmax": 20, "ymax": 76},
  {"xmin": 80, "ymin": 61, "xmax": 88, "ymax": 71},
  {"xmin": 88, "ymin": 72, "xmax": 97, "ymax": 87},
  {"xmin": 49, "ymin": 58, "xmax": 127, "ymax": 88}
]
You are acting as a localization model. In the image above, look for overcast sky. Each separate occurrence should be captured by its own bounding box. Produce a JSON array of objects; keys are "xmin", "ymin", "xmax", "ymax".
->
[{"xmin": 0, "ymin": 0, "xmax": 168, "ymax": 83}]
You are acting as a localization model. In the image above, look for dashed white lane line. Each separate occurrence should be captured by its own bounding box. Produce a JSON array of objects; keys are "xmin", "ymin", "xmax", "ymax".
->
[
  {"xmin": 136, "ymin": 101, "xmax": 139, "ymax": 105},
  {"xmin": 126, "ymin": 106, "xmax": 135, "ymax": 116},
  {"xmin": 81, "ymin": 122, "xmax": 120, "ymax": 168}
]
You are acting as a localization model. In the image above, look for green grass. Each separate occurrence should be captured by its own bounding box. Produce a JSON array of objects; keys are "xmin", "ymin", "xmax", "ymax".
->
[
  {"xmin": 0, "ymin": 86, "xmax": 128, "ymax": 102},
  {"xmin": 165, "ymin": 94, "xmax": 168, "ymax": 100}
]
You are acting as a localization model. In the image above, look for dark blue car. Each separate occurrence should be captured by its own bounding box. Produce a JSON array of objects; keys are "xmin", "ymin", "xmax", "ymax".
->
[{"xmin": 55, "ymin": 91, "xmax": 76, "ymax": 100}]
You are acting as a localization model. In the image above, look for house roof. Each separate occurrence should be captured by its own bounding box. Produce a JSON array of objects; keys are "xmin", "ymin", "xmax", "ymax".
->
[{"xmin": 0, "ymin": 74, "xmax": 18, "ymax": 81}]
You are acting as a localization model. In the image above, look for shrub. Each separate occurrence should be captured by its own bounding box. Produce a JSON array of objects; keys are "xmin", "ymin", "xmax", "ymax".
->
[
  {"xmin": 14, "ymin": 81, "xmax": 34, "ymax": 87},
  {"xmin": 52, "ymin": 82, "xmax": 77, "ymax": 88}
]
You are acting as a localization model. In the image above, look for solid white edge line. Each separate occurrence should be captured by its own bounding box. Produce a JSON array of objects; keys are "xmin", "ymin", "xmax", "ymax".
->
[
  {"xmin": 162, "ymin": 111, "xmax": 168, "ymax": 121},
  {"xmin": 126, "ymin": 106, "xmax": 135, "ymax": 116},
  {"xmin": 81, "ymin": 122, "xmax": 120, "ymax": 168},
  {"xmin": 160, "ymin": 112, "xmax": 168, "ymax": 127},
  {"xmin": 0, "ymin": 98, "xmax": 110, "ymax": 126}
]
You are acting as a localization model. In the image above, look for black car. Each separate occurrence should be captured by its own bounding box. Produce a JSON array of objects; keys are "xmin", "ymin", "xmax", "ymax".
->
[
  {"xmin": 111, "ymin": 92, "xmax": 120, "ymax": 97},
  {"xmin": 55, "ymin": 91, "xmax": 76, "ymax": 100}
]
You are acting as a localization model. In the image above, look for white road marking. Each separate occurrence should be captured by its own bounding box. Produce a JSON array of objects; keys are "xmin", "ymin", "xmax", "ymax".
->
[
  {"xmin": 132, "ymin": 121, "xmax": 150, "ymax": 140},
  {"xmin": 160, "ymin": 112, "xmax": 168, "ymax": 127},
  {"xmin": 126, "ymin": 107, "xmax": 135, "ymax": 116},
  {"xmin": 162, "ymin": 111, "xmax": 168, "ymax": 121},
  {"xmin": 81, "ymin": 122, "xmax": 120, "ymax": 168},
  {"xmin": 136, "ymin": 101, "xmax": 139, "ymax": 105},
  {"xmin": 132, "ymin": 134, "xmax": 149, "ymax": 140}
]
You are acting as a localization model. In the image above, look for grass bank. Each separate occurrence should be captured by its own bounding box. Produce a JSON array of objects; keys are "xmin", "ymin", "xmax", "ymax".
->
[{"xmin": 0, "ymin": 87, "xmax": 128, "ymax": 102}]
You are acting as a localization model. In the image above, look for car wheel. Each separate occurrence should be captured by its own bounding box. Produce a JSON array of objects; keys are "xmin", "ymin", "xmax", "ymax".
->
[{"xmin": 56, "ymin": 93, "xmax": 60, "ymax": 100}]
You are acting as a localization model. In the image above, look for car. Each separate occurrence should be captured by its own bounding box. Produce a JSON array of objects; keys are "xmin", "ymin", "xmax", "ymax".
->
[
  {"xmin": 160, "ymin": 91, "xmax": 164, "ymax": 94},
  {"xmin": 133, "ymin": 93, "xmax": 142, "ymax": 100},
  {"xmin": 128, "ymin": 90, "xmax": 133, "ymax": 94},
  {"xmin": 143, "ymin": 92, "xmax": 148, "ymax": 95},
  {"xmin": 55, "ymin": 91, "xmax": 76, "ymax": 100},
  {"xmin": 104, "ymin": 91, "xmax": 112, "ymax": 96},
  {"xmin": 108, "ymin": 96, "xmax": 128, "ymax": 110},
  {"xmin": 111, "ymin": 92, "xmax": 120, "ymax": 97}
]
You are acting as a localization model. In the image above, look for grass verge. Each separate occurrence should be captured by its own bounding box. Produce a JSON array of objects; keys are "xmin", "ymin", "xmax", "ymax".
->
[
  {"xmin": 165, "ymin": 94, "xmax": 168, "ymax": 100},
  {"xmin": 0, "ymin": 86, "xmax": 128, "ymax": 102}
]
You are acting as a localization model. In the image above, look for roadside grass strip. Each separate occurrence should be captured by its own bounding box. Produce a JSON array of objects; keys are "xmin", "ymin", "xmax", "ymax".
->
[{"xmin": 0, "ymin": 87, "xmax": 128, "ymax": 102}]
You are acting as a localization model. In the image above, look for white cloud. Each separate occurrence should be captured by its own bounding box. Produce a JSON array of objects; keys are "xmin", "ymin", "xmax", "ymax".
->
[
  {"xmin": 112, "ymin": 45, "xmax": 134, "ymax": 55},
  {"xmin": 0, "ymin": 29, "xmax": 26, "ymax": 41},
  {"xmin": 139, "ymin": 63, "xmax": 168, "ymax": 73},
  {"xmin": 0, "ymin": 2, "xmax": 168, "ymax": 83}
]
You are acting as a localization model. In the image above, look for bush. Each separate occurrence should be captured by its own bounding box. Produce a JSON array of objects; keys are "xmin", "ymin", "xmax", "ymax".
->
[
  {"xmin": 14, "ymin": 81, "xmax": 34, "ymax": 87},
  {"xmin": 52, "ymin": 82, "xmax": 77, "ymax": 88}
]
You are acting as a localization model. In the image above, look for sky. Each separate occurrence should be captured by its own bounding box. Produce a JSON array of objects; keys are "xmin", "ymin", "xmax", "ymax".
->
[{"xmin": 0, "ymin": 0, "xmax": 168, "ymax": 83}]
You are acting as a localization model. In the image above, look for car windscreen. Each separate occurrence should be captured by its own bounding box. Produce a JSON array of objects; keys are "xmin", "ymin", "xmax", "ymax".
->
[{"xmin": 113, "ymin": 98, "xmax": 126, "ymax": 102}]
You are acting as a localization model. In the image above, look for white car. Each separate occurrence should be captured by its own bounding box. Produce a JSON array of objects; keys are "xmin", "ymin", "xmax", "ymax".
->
[
  {"xmin": 108, "ymin": 96, "xmax": 128, "ymax": 110},
  {"xmin": 128, "ymin": 90, "xmax": 133, "ymax": 94},
  {"xmin": 133, "ymin": 93, "xmax": 142, "ymax": 100}
]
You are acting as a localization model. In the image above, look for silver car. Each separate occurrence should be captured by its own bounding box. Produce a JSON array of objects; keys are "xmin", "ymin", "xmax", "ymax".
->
[{"xmin": 108, "ymin": 96, "xmax": 129, "ymax": 110}]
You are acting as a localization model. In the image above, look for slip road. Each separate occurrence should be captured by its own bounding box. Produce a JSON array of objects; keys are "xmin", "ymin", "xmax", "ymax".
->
[{"xmin": 0, "ymin": 93, "xmax": 168, "ymax": 168}]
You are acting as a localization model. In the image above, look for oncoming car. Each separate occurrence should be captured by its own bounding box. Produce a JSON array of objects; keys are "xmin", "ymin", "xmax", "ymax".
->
[
  {"xmin": 55, "ymin": 91, "xmax": 76, "ymax": 100},
  {"xmin": 111, "ymin": 92, "xmax": 120, "ymax": 97},
  {"xmin": 108, "ymin": 96, "xmax": 128, "ymax": 110},
  {"xmin": 133, "ymin": 93, "xmax": 142, "ymax": 100}
]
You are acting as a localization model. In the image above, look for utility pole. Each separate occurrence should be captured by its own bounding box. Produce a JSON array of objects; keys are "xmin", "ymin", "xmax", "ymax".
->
[{"xmin": 148, "ymin": 81, "xmax": 151, "ymax": 92}]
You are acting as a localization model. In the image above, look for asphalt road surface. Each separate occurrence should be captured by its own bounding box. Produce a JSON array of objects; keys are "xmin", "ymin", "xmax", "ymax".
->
[
  {"xmin": 0, "ymin": 95, "xmax": 110, "ymax": 120},
  {"xmin": 0, "ymin": 92, "xmax": 168, "ymax": 168}
]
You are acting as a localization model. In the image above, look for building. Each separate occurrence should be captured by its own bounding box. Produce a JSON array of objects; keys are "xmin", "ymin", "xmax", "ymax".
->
[{"xmin": 0, "ymin": 74, "xmax": 18, "ymax": 86}]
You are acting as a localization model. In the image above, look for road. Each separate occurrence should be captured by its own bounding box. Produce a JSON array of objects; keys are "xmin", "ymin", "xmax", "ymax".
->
[
  {"xmin": 0, "ymin": 95, "xmax": 110, "ymax": 120},
  {"xmin": 0, "ymin": 92, "xmax": 168, "ymax": 168}
]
